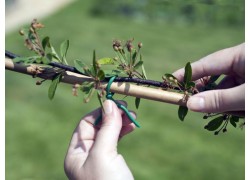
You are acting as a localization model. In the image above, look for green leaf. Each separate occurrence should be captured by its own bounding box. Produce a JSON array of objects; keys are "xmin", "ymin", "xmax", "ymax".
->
[
  {"xmin": 208, "ymin": 75, "xmax": 220, "ymax": 84},
  {"xmin": 98, "ymin": 58, "xmax": 114, "ymax": 65},
  {"xmin": 46, "ymin": 53, "xmax": 60, "ymax": 62},
  {"xmin": 50, "ymin": 45, "xmax": 61, "ymax": 62},
  {"xmin": 135, "ymin": 97, "xmax": 141, "ymax": 109},
  {"xmin": 205, "ymin": 116, "xmax": 224, "ymax": 131},
  {"xmin": 184, "ymin": 62, "xmax": 192, "ymax": 85},
  {"xmin": 42, "ymin": 36, "xmax": 50, "ymax": 50},
  {"xmin": 13, "ymin": 56, "xmax": 41, "ymax": 65},
  {"xmin": 48, "ymin": 73, "xmax": 62, "ymax": 100},
  {"xmin": 230, "ymin": 119, "xmax": 237, "ymax": 128},
  {"xmin": 97, "ymin": 91, "xmax": 104, "ymax": 111},
  {"xmin": 81, "ymin": 82, "xmax": 94, "ymax": 94},
  {"xmin": 231, "ymin": 116, "xmax": 240, "ymax": 122},
  {"xmin": 74, "ymin": 59, "xmax": 87, "ymax": 74},
  {"xmin": 141, "ymin": 64, "xmax": 147, "ymax": 79},
  {"xmin": 229, "ymin": 116, "xmax": 240, "ymax": 128},
  {"xmin": 83, "ymin": 87, "xmax": 95, "ymax": 103},
  {"xmin": 41, "ymin": 57, "xmax": 50, "ymax": 64},
  {"xmin": 97, "ymin": 70, "xmax": 105, "ymax": 81},
  {"xmin": 132, "ymin": 50, "xmax": 137, "ymax": 65},
  {"xmin": 60, "ymin": 40, "xmax": 69, "ymax": 64},
  {"xmin": 178, "ymin": 106, "xmax": 188, "ymax": 121},
  {"xmin": 187, "ymin": 81, "xmax": 195, "ymax": 89},
  {"xmin": 92, "ymin": 50, "xmax": 97, "ymax": 76},
  {"xmin": 134, "ymin": 61, "xmax": 143, "ymax": 70},
  {"xmin": 103, "ymin": 69, "xmax": 125, "ymax": 77},
  {"xmin": 164, "ymin": 73, "xmax": 177, "ymax": 80}
]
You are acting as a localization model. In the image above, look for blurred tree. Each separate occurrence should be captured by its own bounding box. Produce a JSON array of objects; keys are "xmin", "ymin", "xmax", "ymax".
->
[{"xmin": 89, "ymin": 0, "xmax": 244, "ymax": 26}]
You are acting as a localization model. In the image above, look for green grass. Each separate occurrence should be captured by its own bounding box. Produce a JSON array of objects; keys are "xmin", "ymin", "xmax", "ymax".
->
[{"xmin": 5, "ymin": 1, "xmax": 244, "ymax": 179}]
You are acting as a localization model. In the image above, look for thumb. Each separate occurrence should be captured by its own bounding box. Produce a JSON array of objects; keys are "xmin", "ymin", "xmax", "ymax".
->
[
  {"xmin": 92, "ymin": 100, "xmax": 123, "ymax": 153},
  {"xmin": 187, "ymin": 84, "xmax": 245, "ymax": 113}
]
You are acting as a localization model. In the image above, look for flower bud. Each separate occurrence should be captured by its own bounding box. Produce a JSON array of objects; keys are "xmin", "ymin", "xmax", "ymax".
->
[
  {"xmin": 138, "ymin": 42, "xmax": 143, "ymax": 48},
  {"xmin": 168, "ymin": 77, "xmax": 173, "ymax": 81},
  {"xmin": 36, "ymin": 81, "xmax": 42, "ymax": 85},
  {"xmin": 113, "ymin": 46, "xmax": 119, "ymax": 51},
  {"xmin": 19, "ymin": 29, "xmax": 25, "ymax": 36}
]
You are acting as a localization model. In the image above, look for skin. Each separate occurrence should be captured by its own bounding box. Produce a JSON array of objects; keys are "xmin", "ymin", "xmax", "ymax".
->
[
  {"xmin": 173, "ymin": 43, "xmax": 245, "ymax": 114},
  {"xmin": 64, "ymin": 100, "xmax": 135, "ymax": 180}
]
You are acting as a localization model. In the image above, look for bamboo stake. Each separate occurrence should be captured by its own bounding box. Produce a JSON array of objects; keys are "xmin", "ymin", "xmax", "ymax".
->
[{"xmin": 5, "ymin": 57, "xmax": 187, "ymax": 106}]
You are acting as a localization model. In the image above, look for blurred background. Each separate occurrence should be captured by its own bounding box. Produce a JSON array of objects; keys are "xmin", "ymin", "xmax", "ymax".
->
[{"xmin": 5, "ymin": 0, "xmax": 245, "ymax": 179}]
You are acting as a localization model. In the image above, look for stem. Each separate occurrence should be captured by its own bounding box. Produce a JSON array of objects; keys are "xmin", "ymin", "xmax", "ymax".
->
[{"xmin": 5, "ymin": 50, "xmax": 170, "ymax": 88}]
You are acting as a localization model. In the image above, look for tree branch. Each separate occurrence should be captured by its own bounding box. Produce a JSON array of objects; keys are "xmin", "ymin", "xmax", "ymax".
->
[{"xmin": 5, "ymin": 54, "xmax": 187, "ymax": 106}]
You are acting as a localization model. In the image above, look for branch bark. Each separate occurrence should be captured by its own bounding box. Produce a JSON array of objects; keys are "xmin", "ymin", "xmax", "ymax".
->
[{"xmin": 5, "ymin": 57, "xmax": 187, "ymax": 106}]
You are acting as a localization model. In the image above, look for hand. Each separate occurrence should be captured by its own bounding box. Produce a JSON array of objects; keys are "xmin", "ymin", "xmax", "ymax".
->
[
  {"xmin": 64, "ymin": 100, "xmax": 136, "ymax": 180},
  {"xmin": 173, "ymin": 43, "xmax": 245, "ymax": 113}
]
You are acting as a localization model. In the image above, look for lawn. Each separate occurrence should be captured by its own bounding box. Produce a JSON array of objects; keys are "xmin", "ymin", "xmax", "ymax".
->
[{"xmin": 5, "ymin": 1, "xmax": 245, "ymax": 179}]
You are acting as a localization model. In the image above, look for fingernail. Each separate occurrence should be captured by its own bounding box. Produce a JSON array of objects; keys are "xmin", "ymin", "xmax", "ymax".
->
[
  {"xmin": 187, "ymin": 96, "xmax": 205, "ymax": 111},
  {"xmin": 103, "ymin": 100, "xmax": 113, "ymax": 115}
]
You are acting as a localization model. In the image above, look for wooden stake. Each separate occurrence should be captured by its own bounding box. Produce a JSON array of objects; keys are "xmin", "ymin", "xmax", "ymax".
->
[{"xmin": 5, "ymin": 58, "xmax": 187, "ymax": 106}]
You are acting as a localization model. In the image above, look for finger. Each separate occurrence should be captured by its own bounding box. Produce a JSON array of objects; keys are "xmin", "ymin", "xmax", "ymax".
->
[
  {"xmin": 187, "ymin": 84, "xmax": 245, "ymax": 113},
  {"xmin": 216, "ymin": 75, "xmax": 245, "ymax": 90},
  {"xmin": 119, "ymin": 123, "xmax": 136, "ymax": 140},
  {"xmin": 67, "ymin": 108, "xmax": 102, "ymax": 153},
  {"xmin": 91, "ymin": 100, "xmax": 123, "ymax": 154},
  {"xmin": 172, "ymin": 43, "xmax": 245, "ymax": 81},
  {"xmin": 122, "ymin": 111, "xmax": 137, "ymax": 126},
  {"xmin": 119, "ymin": 112, "xmax": 137, "ymax": 138}
]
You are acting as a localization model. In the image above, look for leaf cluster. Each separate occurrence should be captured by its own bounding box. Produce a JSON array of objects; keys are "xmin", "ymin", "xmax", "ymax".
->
[{"xmin": 203, "ymin": 114, "xmax": 244, "ymax": 135}]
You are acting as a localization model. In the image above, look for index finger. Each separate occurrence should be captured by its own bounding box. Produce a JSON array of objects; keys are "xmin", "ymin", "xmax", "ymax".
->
[{"xmin": 172, "ymin": 43, "xmax": 245, "ymax": 82}]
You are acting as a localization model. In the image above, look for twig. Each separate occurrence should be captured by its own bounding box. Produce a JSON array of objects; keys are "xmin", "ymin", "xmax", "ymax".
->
[{"xmin": 5, "ymin": 51, "xmax": 178, "ymax": 89}]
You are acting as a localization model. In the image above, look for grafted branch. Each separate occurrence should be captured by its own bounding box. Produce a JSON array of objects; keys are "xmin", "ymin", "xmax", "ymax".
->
[{"xmin": 5, "ymin": 57, "xmax": 186, "ymax": 106}]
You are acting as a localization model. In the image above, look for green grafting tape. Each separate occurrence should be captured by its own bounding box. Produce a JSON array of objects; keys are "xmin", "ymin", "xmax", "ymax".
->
[{"xmin": 94, "ymin": 76, "xmax": 141, "ymax": 128}]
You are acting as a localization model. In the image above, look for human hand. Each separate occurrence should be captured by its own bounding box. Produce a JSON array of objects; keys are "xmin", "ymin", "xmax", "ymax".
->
[
  {"xmin": 173, "ymin": 43, "xmax": 245, "ymax": 113},
  {"xmin": 64, "ymin": 100, "xmax": 136, "ymax": 180}
]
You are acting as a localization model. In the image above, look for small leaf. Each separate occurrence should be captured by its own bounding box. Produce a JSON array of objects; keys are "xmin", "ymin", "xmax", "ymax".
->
[
  {"xmin": 141, "ymin": 64, "xmax": 147, "ymax": 79},
  {"xmin": 184, "ymin": 62, "xmax": 192, "ymax": 85},
  {"xmin": 92, "ymin": 50, "xmax": 97, "ymax": 76},
  {"xmin": 13, "ymin": 57, "xmax": 31, "ymax": 63},
  {"xmin": 97, "ymin": 91, "xmax": 104, "ymax": 111},
  {"xmin": 81, "ymin": 82, "xmax": 94, "ymax": 94},
  {"xmin": 42, "ymin": 36, "xmax": 50, "ymax": 50},
  {"xmin": 83, "ymin": 87, "xmax": 95, "ymax": 103},
  {"xmin": 74, "ymin": 59, "xmax": 87, "ymax": 74},
  {"xmin": 205, "ymin": 116, "xmax": 224, "ymax": 131},
  {"xmin": 132, "ymin": 50, "xmax": 137, "ymax": 65},
  {"xmin": 134, "ymin": 61, "xmax": 143, "ymax": 70},
  {"xmin": 41, "ymin": 57, "xmax": 50, "ymax": 64},
  {"xmin": 48, "ymin": 73, "xmax": 62, "ymax": 100},
  {"xmin": 230, "ymin": 119, "xmax": 237, "ymax": 128},
  {"xmin": 178, "ymin": 106, "xmax": 188, "ymax": 121},
  {"xmin": 104, "ymin": 69, "xmax": 125, "ymax": 77},
  {"xmin": 186, "ymin": 81, "xmax": 195, "ymax": 89},
  {"xmin": 46, "ymin": 53, "xmax": 60, "ymax": 62},
  {"xmin": 208, "ymin": 75, "xmax": 220, "ymax": 84},
  {"xmin": 135, "ymin": 97, "xmax": 141, "ymax": 109},
  {"xmin": 229, "ymin": 116, "xmax": 240, "ymax": 128},
  {"xmin": 50, "ymin": 45, "xmax": 61, "ymax": 62},
  {"xmin": 60, "ymin": 40, "xmax": 69, "ymax": 64},
  {"xmin": 98, "ymin": 58, "xmax": 114, "ymax": 65},
  {"xmin": 13, "ymin": 56, "xmax": 41, "ymax": 65},
  {"xmin": 97, "ymin": 70, "xmax": 105, "ymax": 81},
  {"xmin": 164, "ymin": 73, "xmax": 177, "ymax": 80},
  {"xmin": 231, "ymin": 116, "xmax": 240, "ymax": 122}
]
